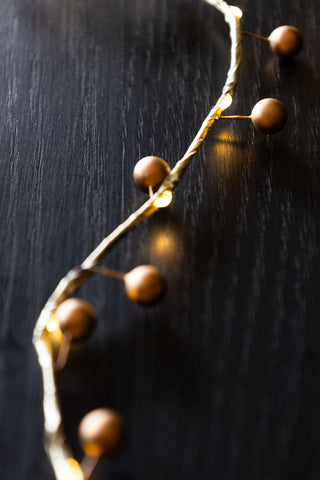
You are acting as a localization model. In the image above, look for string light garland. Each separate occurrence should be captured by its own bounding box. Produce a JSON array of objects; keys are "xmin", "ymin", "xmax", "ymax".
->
[{"xmin": 31, "ymin": 0, "xmax": 303, "ymax": 479}]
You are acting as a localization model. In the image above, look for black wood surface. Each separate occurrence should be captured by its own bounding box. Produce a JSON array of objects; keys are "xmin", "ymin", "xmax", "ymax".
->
[{"xmin": 1, "ymin": 0, "xmax": 320, "ymax": 479}]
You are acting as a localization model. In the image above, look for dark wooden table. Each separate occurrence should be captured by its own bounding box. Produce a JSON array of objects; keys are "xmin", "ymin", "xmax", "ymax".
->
[{"xmin": 1, "ymin": 0, "xmax": 319, "ymax": 479}]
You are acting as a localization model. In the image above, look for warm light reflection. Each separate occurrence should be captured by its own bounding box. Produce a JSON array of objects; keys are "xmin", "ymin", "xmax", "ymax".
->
[
  {"xmin": 230, "ymin": 6, "xmax": 243, "ymax": 18},
  {"xmin": 211, "ymin": 128, "xmax": 234, "ymax": 161},
  {"xmin": 209, "ymin": 126, "xmax": 247, "ymax": 180},
  {"xmin": 145, "ymin": 226, "xmax": 183, "ymax": 264},
  {"xmin": 154, "ymin": 190, "xmax": 173, "ymax": 208},
  {"xmin": 215, "ymin": 128, "xmax": 231, "ymax": 143},
  {"xmin": 220, "ymin": 93, "xmax": 233, "ymax": 111},
  {"xmin": 66, "ymin": 459, "xmax": 84, "ymax": 480},
  {"xmin": 154, "ymin": 232, "xmax": 177, "ymax": 257}
]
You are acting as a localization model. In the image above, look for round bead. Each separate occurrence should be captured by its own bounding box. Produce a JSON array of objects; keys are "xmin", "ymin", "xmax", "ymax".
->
[
  {"xmin": 55, "ymin": 298, "xmax": 96, "ymax": 340},
  {"xmin": 133, "ymin": 156, "xmax": 171, "ymax": 193},
  {"xmin": 250, "ymin": 98, "xmax": 287, "ymax": 134},
  {"xmin": 268, "ymin": 26, "xmax": 303, "ymax": 59},
  {"xmin": 124, "ymin": 265, "xmax": 165, "ymax": 305},
  {"xmin": 78, "ymin": 408, "xmax": 123, "ymax": 457}
]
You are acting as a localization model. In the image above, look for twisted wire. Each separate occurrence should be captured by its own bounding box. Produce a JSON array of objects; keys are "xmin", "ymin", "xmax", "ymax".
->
[{"xmin": 32, "ymin": 1, "xmax": 242, "ymax": 478}]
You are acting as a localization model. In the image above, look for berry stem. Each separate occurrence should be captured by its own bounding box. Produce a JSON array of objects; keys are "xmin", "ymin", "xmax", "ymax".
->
[
  {"xmin": 55, "ymin": 333, "xmax": 72, "ymax": 371},
  {"xmin": 242, "ymin": 31, "xmax": 269, "ymax": 42},
  {"xmin": 80, "ymin": 455, "xmax": 100, "ymax": 480},
  {"xmin": 87, "ymin": 266, "xmax": 125, "ymax": 281},
  {"xmin": 219, "ymin": 115, "xmax": 251, "ymax": 119},
  {"xmin": 148, "ymin": 185, "xmax": 154, "ymax": 198}
]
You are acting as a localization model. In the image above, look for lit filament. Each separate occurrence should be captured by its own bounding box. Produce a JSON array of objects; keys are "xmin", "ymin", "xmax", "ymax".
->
[
  {"xmin": 46, "ymin": 315, "xmax": 59, "ymax": 333},
  {"xmin": 230, "ymin": 6, "xmax": 243, "ymax": 18},
  {"xmin": 46, "ymin": 314, "xmax": 63, "ymax": 343},
  {"xmin": 220, "ymin": 93, "xmax": 233, "ymax": 111},
  {"xmin": 153, "ymin": 190, "xmax": 173, "ymax": 208}
]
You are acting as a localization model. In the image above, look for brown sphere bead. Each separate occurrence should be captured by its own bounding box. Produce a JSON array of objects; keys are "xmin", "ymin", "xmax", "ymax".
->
[
  {"xmin": 55, "ymin": 298, "xmax": 96, "ymax": 340},
  {"xmin": 268, "ymin": 26, "xmax": 303, "ymax": 59},
  {"xmin": 133, "ymin": 156, "xmax": 171, "ymax": 193},
  {"xmin": 124, "ymin": 265, "xmax": 165, "ymax": 305},
  {"xmin": 250, "ymin": 98, "xmax": 287, "ymax": 134},
  {"xmin": 78, "ymin": 408, "xmax": 124, "ymax": 457}
]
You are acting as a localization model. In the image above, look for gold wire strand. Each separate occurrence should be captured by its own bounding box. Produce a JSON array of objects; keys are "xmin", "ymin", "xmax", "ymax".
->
[{"xmin": 32, "ymin": 1, "xmax": 243, "ymax": 479}]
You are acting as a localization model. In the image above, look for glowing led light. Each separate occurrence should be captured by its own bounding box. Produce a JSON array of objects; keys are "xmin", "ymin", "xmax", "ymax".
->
[
  {"xmin": 220, "ymin": 93, "xmax": 233, "ymax": 111},
  {"xmin": 46, "ymin": 315, "xmax": 59, "ymax": 333},
  {"xmin": 46, "ymin": 314, "xmax": 64, "ymax": 344},
  {"xmin": 230, "ymin": 6, "xmax": 243, "ymax": 18},
  {"xmin": 66, "ymin": 459, "xmax": 84, "ymax": 480},
  {"xmin": 153, "ymin": 190, "xmax": 173, "ymax": 208}
]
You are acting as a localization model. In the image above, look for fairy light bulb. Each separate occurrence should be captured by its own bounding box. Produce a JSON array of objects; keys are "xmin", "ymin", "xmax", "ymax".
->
[
  {"xmin": 153, "ymin": 190, "xmax": 173, "ymax": 208},
  {"xmin": 230, "ymin": 6, "xmax": 242, "ymax": 18},
  {"xmin": 46, "ymin": 314, "xmax": 64, "ymax": 346},
  {"xmin": 220, "ymin": 93, "xmax": 233, "ymax": 111},
  {"xmin": 46, "ymin": 314, "xmax": 60, "ymax": 333}
]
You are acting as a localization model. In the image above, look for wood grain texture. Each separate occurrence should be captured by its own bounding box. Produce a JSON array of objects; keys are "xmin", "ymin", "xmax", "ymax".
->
[{"xmin": 0, "ymin": 0, "xmax": 320, "ymax": 479}]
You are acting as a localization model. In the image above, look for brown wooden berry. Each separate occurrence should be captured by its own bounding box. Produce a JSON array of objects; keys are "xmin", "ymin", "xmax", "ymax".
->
[
  {"xmin": 250, "ymin": 98, "xmax": 287, "ymax": 134},
  {"xmin": 268, "ymin": 26, "xmax": 303, "ymax": 58},
  {"xmin": 124, "ymin": 265, "xmax": 165, "ymax": 305},
  {"xmin": 133, "ymin": 156, "xmax": 171, "ymax": 193},
  {"xmin": 78, "ymin": 408, "xmax": 124, "ymax": 457},
  {"xmin": 55, "ymin": 298, "xmax": 96, "ymax": 340}
]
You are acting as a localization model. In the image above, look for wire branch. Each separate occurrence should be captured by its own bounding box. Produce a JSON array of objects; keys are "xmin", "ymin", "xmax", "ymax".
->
[{"xmin": 32, "ymin": 1, "xmax": 243, "ymax": 479}]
